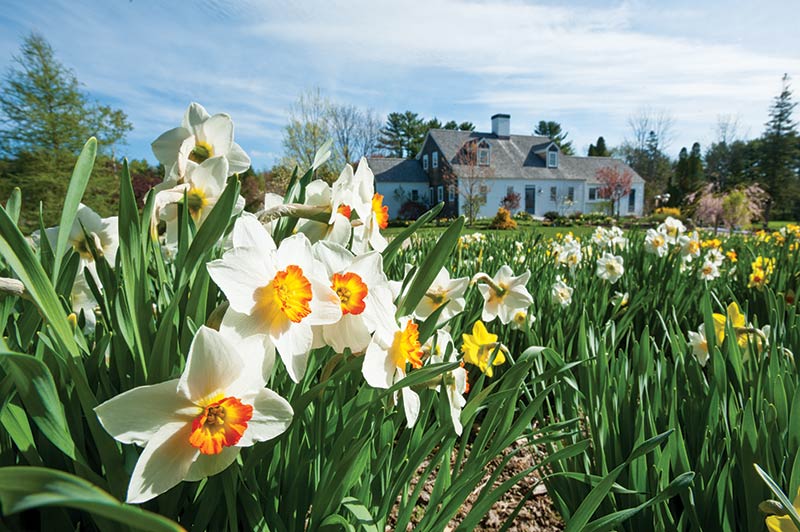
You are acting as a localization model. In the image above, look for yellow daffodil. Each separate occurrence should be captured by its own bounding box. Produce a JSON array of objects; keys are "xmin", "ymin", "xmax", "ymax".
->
[
  {"xmin": 766, "ymin": 487, "xmax": 800, "ymax": 532},
  {"xmin": 712, "ymin": 302, "xmax": 747, "ymax": 347},
  {"xmin": 461, "ymin": 321, "xmax": 507, "ymax": 377}
]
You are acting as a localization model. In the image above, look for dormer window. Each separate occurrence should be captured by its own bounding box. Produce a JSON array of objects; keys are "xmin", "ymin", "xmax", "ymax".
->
[
  {"xmin": 547, "ymin": 148, "xmax": 558, "ymax": 168},
  {"xmin": 477, "ymin": 140, "xmax": 490, "ymax": 166},
  {"xmin": 423, "ymin": 154, "xmax": 429, "ymax": 170},
  {"xmin": 432, "ymin": 151, "xmax": 438, "ymax": 168}
]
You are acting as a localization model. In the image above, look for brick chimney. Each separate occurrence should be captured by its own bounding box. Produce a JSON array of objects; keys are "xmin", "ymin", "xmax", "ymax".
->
[{"xmin": 491, "ymin": 113, "xmax": 510, "ymax": 138}]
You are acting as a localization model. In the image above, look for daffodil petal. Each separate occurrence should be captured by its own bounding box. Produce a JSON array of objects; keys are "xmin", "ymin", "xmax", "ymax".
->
[
  {"xmin": 183, "ymin": 102, "xmax": 210, "ymax": 130},
  {"xmin": 151, "ymin": 126, "xmax": 191, "ymax": 167},
  {"xmin": 94, "ymin": 379, "xmax": 194, "ymax": 446},
  {"xmin": 232, "ymin": 214, "xmax": 276, "ymax": 252},
  {"xmin": 178, "ymin": 326, "xmax": 244, "ymax": 403},
  {"xmin": 184, "ymin": 446, "xmax": 240, "ymax": 482},
  {"xmin": 207, "ymin": 247, "xmax": 273, "ymax": 314},
  {"xmin": 236, "ymin": 388, "xmax": 293, "ymax": 447},
  {"xmin": 126, "ymin": 421, "xmax": 198, "ymax": 504}
]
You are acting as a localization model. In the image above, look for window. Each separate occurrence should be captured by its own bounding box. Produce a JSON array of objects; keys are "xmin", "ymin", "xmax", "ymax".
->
[
  {"xmin": 411, "ymin": 190, "xmax": 419, "ymax": 202},
  {"xmin": 567, "ymin": 187, "xmax": 575, "ymax": 201},
  {"xmin": 429, "ymin": 187, "xmax": 434, "ymax": 204},
  {"xmin": 423, "ymin": 154, "xmax": 429, "ymax": 170},
  {"xmin": 628, "ymin": 189, "xmax": 636, "ymax": 213},
  {"xmin": 448, "ymin": 185, "xmax": 455, "ymax": 202},
  {"xmin": 548, "ymin": 151, "xmax": 558, "ymax": 168},
  {"xmin": 480, "ymin": 185, "xmax": 489, "ymax": 201},
  {"xmin": 478, "ymin": 148, "xmax": 490, "ymax": 166},
  {"xmin": 588, "ymin": 187, "xmax": 598, "ymax": 200},
  {"xmin": 432, "ymin": 151, "xmax": 438, "ymax": 168},
  {"xmin": 507, "ymin": 186, "xmax": 514, "ymax": 196},
  {"xmin": 437, "ymin": 185, "xmax": 444, "ymax": 202},
  {"xmin": 550, "ymin": 186, "xmax": 557, "ymax": 202}
]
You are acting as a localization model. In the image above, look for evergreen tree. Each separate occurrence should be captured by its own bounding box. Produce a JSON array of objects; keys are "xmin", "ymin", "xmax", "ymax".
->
[
  {"xmin": 534, "ymin": 120, "xmax": 574, "ymax": 155},
  {"xmin": 687, "ymin": 142, "xmax": 704, "ymax": 187},
  {"xmin": 760, "ymin": 74, "xmax": 800, "ymax": 221},
  {"xmin": 377, "ymin": 111, "xmax": 425, "ymax": 158},
  {"xmin": 588, "ymin": 136, "xmax": 609, "ymax": 156},
  {"xmin": 426, "ymin": 117, "xmax": 443, "ymax": 130},
  {"xmin": 443, "ymin": 120, "xmax": 458, "ymax": 130},
  {"xmin": 458, "ymin": 121, "xmax": 475, "ymax": 131},
  {"xmin": 0, "ymin": 33, "xmax": 131, "ymax": 170}
]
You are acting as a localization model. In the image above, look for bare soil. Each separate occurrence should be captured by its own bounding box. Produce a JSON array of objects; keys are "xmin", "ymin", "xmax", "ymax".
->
[{"xmin": 388, "ymin": 439, "xmax": 564, "ymax": 531}]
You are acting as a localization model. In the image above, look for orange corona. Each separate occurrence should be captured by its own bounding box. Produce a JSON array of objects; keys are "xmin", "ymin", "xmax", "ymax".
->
[
  {"xmin": 189, "ymin": 396, "xmax": 253, "ymax": 455},
  {"xmin": 271, "ymin": 265, "xmax": 313, "ymax": 322},
  {"xmin": 331, "ymin": 272, "xmax": 368, "ymax": 315},
  {"xmin": 371, "ymin": 194, "xmax": 389, "ymax": 229}
]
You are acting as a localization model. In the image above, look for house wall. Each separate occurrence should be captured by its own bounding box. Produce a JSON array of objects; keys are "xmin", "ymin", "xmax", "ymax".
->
[
  {"xmin": 582, "ymin": 182, "xmax": 646, "ymax": 216},
  {"xmin": 460, "ymin": 178, "xmax": 645, "ymax": 219},
  {"xmin": 375, "ymin": 181, "xmax": 431, "ymax": 220},
  {"xmin": 419, "ymin": 135, "xmax": 459, "ymax": 217}
]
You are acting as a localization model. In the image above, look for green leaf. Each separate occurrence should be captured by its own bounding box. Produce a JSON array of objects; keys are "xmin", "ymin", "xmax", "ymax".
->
[
  {"xmin": 755, "ymin": 464, "xmax": 800, "ymax": 531},
  {"xmin": 0, "ymin": 466, "xmax": 185, "ymax": 532},
  {"xmin": 0, "ymin": 351, "xmax": 75, "ymax": 460},
  {"xmin": 52, "ymin": 137, "xmax": 97, "ymax": 282},
  {"xmin": 5, "ymin": 188, "xmax": 21, "ymax": 225},
  {"xmin": 381, "ymin": 202, "xmax": 444, "ymax": 268}
]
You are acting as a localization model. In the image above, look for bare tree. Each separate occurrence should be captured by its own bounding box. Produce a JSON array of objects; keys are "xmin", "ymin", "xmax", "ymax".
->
[
  {"xmin": 714, "ymin": 114, "xmax": 742, "ymax": 145},
  {"xmin": 282, "ymin": 87, "xmax": 331, "ymax": 169},
  {"xmin": 327, "ymin": 104, "xmax": 382, "ymax": 165},
  {"xmin": 443, "ymin": 140, "xmax": 494, "ymax": 224},
  {"xmin": 627, "ymin": 107, "xmax": 675, "ymax": 153}
]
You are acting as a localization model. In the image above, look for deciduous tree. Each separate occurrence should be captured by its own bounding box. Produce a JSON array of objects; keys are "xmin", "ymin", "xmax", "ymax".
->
[{"xmin": 596, "ymin": 165, "xmax": 633, "ymax": 216}]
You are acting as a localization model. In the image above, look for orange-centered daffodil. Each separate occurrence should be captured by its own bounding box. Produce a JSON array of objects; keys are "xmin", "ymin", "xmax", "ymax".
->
[
  {"xmin": 372, "ymin": 193, "xmax": 389, "ymax": 230},
  {"xmin": 270, "ymin": 265, "xmax": 313, "ymax": 323},
  {"xmin": 331, "ymin": 272, "xmax": 368, "ymax": 315},
  {"xmin": 189, "ymin": 395, "xmax": 253, "ymax": 455}
]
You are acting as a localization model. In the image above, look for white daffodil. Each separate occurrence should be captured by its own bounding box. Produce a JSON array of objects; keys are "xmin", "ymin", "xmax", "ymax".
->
[
  {"xmin": 425, "ymin": 330, "xmax": 468, "ymax": 436},
  {"xmin": 596, "ymin": 252, "xmax": 625, "ymax": 284},
  {"xmin": 362, "ymin": 317, "xmax": 423, "ymax": 427},
  {"xmin": 551, "ymin": 275, "xmax": 573, "ymax": 308},
  {"xmin": 657, "ymin": 216, "xmax": 686, "ymax": 245},
  {"xmin": 151, "ymin": 102, "xmax": 250, "ymax": 184},
  {"xmin": 556, "ymin": 239, "xmax": 583, "ymax": 272},
  {"xmin": 687, "ymin": 326, "xmax": 710, "ymax": 367},
  {"xmin": 706, "ymin": 248, "xmax": 725, "ymax": 266},
  {"xmin": 311, "ymin": 241, "xmax": 396, "ymax": 354},
  {"xmin": 510, "ymin": 309, "xmax": 536, "ymax": 330},
  {"xmin": 94, "ymin": 327, "xmax": 292, "ymax": 504},
  {"xmin": 678, "ymin": 231, "xmax": 701, "ymax": 262},
  {"xmin": 591, "ymin": 227, "xmax": 609, "ymax": 247},
  {"xmin": 474, "ymin": 266, "xmax": 533, "ymax": 324},
  {"xmin": 698, "ymin": 259, "xmax": 720, "ymax": 281},
  {"xmin": 413, "ymin": 267, "xmax": 469, "ymax": 325},
  {"xmin": 346, "ymin": 159, "xmax": 389, "ymax": 253},
  {"xmin": 644, "ymin": 228, "xmax": 669, "ymax": 257},
  {"xmin": 207, "ymin": 225, "xmax": 342, "ymax": 382},
  {"xmin": 155, "ymin": 156, "xmax": 244, "ymax": 232},
  {"xmin": 40, "ymin": 203, "xmax": 119, "ymax": 276},
  {"xmin": 295, "ymin": 179, "xmax": 352, "ymax": 246},
  {"xmin": 608, "ymin": 226, "xmax": 628, "ymax": 250}
]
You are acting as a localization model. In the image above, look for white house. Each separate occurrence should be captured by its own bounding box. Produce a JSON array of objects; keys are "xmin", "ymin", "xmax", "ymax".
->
[{"xmin": 370, "ymin": 114, "xmax": 645, "ymax": 219}]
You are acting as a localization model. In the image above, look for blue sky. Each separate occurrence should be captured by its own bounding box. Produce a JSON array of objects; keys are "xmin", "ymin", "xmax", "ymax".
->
[{"xmin": 1, "ymin": 0, "xmax": 798, "ymax": 170}]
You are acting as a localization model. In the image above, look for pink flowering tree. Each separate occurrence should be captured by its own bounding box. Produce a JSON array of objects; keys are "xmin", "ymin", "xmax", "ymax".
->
[{"xmin": 596, "ymin": 165, "xmax": 633, "ymax": 217}]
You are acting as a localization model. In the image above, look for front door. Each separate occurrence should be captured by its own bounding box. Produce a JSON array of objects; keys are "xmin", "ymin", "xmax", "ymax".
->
[{"xmin": 525, "ymin": 186, "xmax": 536, "ymax": 214}]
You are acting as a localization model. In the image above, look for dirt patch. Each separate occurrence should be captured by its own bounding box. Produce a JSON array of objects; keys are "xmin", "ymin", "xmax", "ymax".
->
[{"xmin": 388, "ymin": 439, "xmax": 564, "ymax": 531}]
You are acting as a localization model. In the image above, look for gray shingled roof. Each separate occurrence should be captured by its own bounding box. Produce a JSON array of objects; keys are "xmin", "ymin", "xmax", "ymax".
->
[
  {"xmin": 367, "ymin": 157, "xmax": 428, "ymax": 183},
  {"xmin": 426, "ymin": 129, "xmax": 645, "ymax": 184}
]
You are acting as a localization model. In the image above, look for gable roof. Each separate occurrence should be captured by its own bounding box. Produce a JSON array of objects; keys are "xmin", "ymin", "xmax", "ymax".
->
[
  {"xmin": 367, "ymin": 157, "xmax": 428, "ymax": 183},
  {"xmin": 424, "ymin": 129, "xmax": 645, "ymax": 184}
]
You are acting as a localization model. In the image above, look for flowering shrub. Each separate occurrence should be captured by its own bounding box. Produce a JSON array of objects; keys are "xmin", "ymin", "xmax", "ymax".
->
[{"xmin": 489, "ymin": 207, "xmax": 517, "ymax": 229}]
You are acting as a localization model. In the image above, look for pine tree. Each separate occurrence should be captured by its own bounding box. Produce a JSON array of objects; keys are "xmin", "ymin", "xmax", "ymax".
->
[
  {"xmin": 588, "ymin": 136, "xmax": 609, "ymax": 157},
  {"xmin": 534, "ymin": 120, "xmax": 574, "ymax": 155},
  {"xmin": 377, "ymin": 111, "xmax": 425, "ymax": 158},
  {"xmin": 761, "ymin": 74, "xmax": 800, "ymax": 221},
  {"xmin": 687, "ymin": 142, "xmax": 704, "ymax": 188},
  {"xmin": 0, "ymin": 33, "xmax": 131, "ymax": 171}
]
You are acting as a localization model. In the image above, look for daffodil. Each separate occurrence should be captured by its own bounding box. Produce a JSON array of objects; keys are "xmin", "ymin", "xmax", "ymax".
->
[
  {"xmin": 687, "ymin": 326, "xmax": 710, "ymax": 366},
  {"xmin": 311, "ymin": 241, "xmax": 396, "ymax": 354},
  {"xmin": 474, "ymin": 266, "xmax": 533, "ymax": 324},
  {"xmin": 657, "ymin": 216, "xmax": 685, "ymax": 244},
  {"xmin": 698, "ymin": 259, "xmax": 720, "ymax": 281},
  {"xmin": 678, "ymin": 231, "xmax": 702, "ymax": 262},
  {"xmin": 94, "ymin": 327, "xmax": 292, "ymax": 504},
  {"xmin": 765, "ymin": 487, "xmax": 800, "ymax": 532},
  {"xmin": 461, "ymin": 320, "xmax": 507, "ymax": 377},
  {"xmin": 551, "ymin": 275, "xmax": 573, "ymax": 308},
  {"xmin": 425, "ymin": 330, "xmax": 468, "ymax": 435},
  {"xmin": 207, "ymin": 224, "xmax": 342, "ymax": 382},
  {"xmin": 295, "ymin": 179, "xmax": 353, "ymax": 246},
  {"xmin": 151, "ymin": 102, "xmax": 250, "ymax": 184},
  {"xmin": 362, "ymin": 317, "xmax": 423, "ymax": 427},
  {"xmin": 644, "ymin": 228, "xmax": 668, "ymax": 257},
  {"xmin": 414, "ymin": 267, "xmax": 469, "ymax": 325},
  {"xmin": 712, "ymin": 302, "xmax": 747, "ymax": 347},
  {"xmin": 596, "ymin": 252, "xmax": 624, "ymax": 284}
]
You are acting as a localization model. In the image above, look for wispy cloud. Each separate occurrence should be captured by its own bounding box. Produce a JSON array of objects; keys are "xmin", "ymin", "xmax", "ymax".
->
[{"xmin": 0, "ymin": 0, "xmax": 797, "ymax": 167}]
